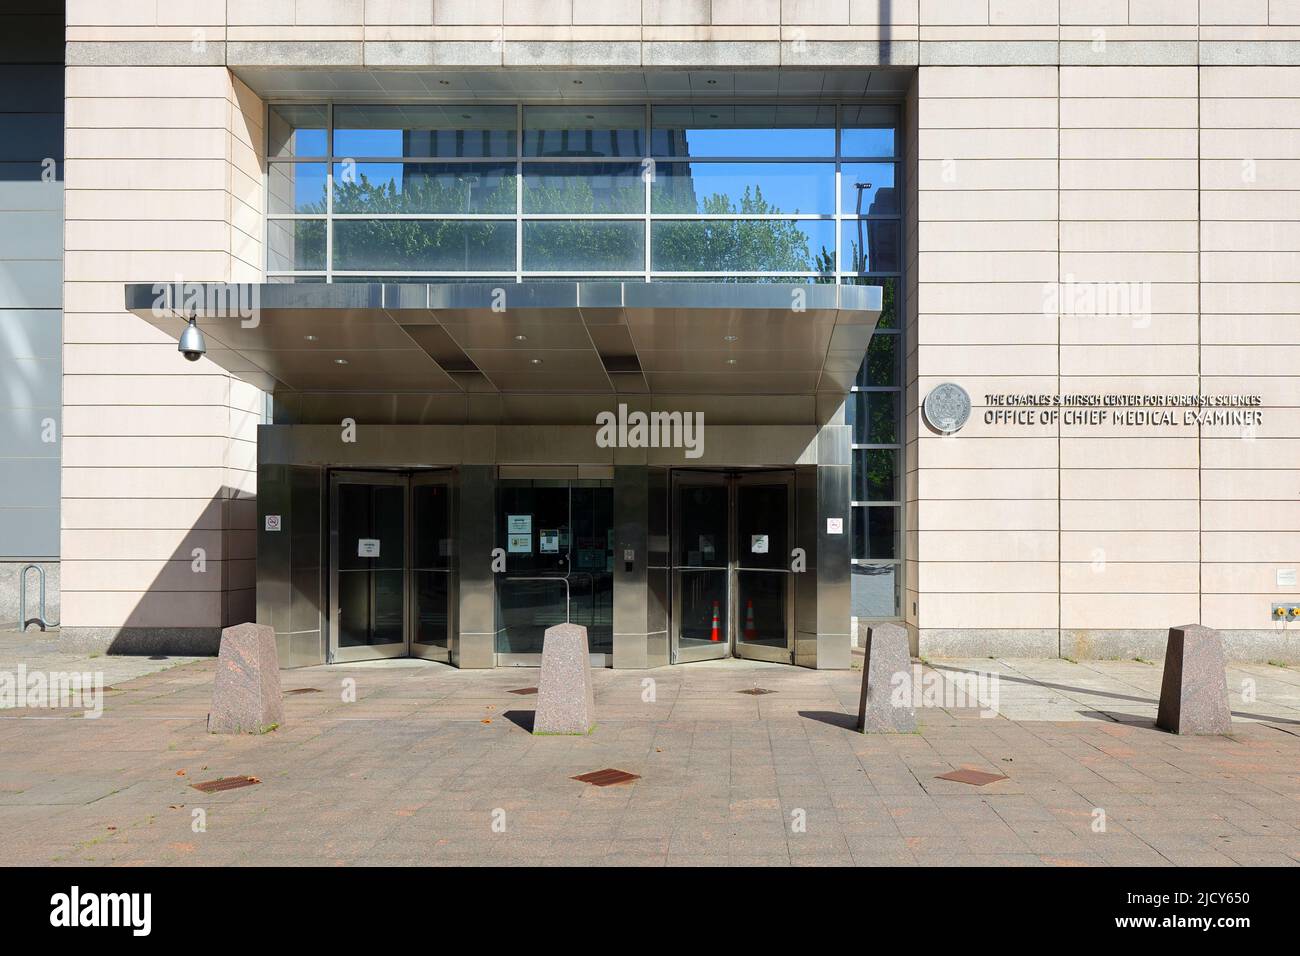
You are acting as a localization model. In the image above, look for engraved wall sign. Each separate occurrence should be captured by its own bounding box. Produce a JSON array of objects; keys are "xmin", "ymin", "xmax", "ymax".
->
[{"xmin": 923, "ymin": 382, "xmax": 972, "ymax": 434}]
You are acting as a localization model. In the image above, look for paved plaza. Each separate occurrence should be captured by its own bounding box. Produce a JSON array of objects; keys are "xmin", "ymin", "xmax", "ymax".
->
[{"xmin": 1, "ymin": 632, "xmax": 1298, "ymax": 867}]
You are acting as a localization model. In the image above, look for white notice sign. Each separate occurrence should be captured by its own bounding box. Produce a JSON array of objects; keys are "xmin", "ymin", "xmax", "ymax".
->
[
  {"xmin": 264, "ymin": 515, "xmax": 282, "ymax": 532},
  {"xmin": 826, "ymin": 518, "xmax": 843, "ymax": 535},
  {"xmin": 751, "ymin": 534, "xmax": 769, "ymax": 554},
  {"xmin": 507, "ymin": 514, "xmax": 532, "ymax": 534},
  {"xmin": 357, "ymin": 538, "xmax": 380, "ymax": 557},
  {"xmin": 539, "ymin": 530, "xmax": 560, "ymax": 554},
  {"xmin": 1279, "ymin": 568, "xmax": 1297, "ymax": 588}
]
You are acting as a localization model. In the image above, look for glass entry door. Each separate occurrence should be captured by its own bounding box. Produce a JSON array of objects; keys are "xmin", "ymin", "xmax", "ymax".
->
[
  {"xmin": 496, "ymin": 478, "xmax": 614, "ymax": 665},
  {"xmin": 329, "ymin": 470, "xmax": 453, "ymax": 663},
  {"xmin": 671, "ymin": 472, "xmax": 732, "ymax": 663},
  {"xmin": 410, "ymin": 472, "xmax": 453, "ymax": 662},
  {"xmin": 671, "ymin": 470, "xmax": 795, "ymax": 664}
]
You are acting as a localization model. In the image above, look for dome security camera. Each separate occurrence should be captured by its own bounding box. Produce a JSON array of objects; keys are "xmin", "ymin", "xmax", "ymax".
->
[{"xmin": 178, "ymin": 313, "xmax": 206, "ymax": 362}]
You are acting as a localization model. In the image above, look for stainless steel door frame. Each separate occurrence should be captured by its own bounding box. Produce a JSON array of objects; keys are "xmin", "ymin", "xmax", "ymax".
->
[
  {"xmin": 410, "ymin": 470, "xmax": 454, "ymax": 663},
  {"xmin": 732, "ymin": 470, "xmax": 796, "ymax": 665},
  {"xmin": 670, "ymin": 469, "xmax": 796, "ymax": 665},
  {"xmin": 329, "ymin": 470, "xmax": 411, "ymax": 663}
]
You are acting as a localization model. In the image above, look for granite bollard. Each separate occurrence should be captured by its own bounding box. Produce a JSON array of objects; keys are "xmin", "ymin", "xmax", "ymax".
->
[
  {"xmin": 208, "ymin": 622, "xmax": 285, "ymax": 734},
  {"xmin": 858, "ymin": 621, "xmax": 916, "ymax": 733},
  {"xmin": 1155, "ymin": 623, "xmax": 1232, "ymax": 735},
  {"xmin": 533, "ymin": 622, "xmax": 595, "ymax": 735}
]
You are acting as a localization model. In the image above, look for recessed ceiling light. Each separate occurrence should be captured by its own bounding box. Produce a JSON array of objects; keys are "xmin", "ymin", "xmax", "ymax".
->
[
  {"xmin": 706, "ymin": 79, "xmax": 717, "ymax": 85},
  {"xmin": 723, "ymin": 335, "xmax": 738, "ymax": 342},
  {"xmin": 572, "ymin": 79, "xmax": 583, "ymax": 85},
  {"xmin": 725, "ymin": 358, "xmax": 737, "ymax": 365},
  {"xmin": 334, "ymin": 358, "xmax": 348, "ymax": 365},
  {"xmin": 514, "ymin": 334, "xmax": 528, "ymax": 342},
  {"xmin": 304, "ymin": 334, "xmax": 318, "ymax": 342},
  {"xmin": 529, "ymin": 358, "xmax": 543, "ymax": 365}
]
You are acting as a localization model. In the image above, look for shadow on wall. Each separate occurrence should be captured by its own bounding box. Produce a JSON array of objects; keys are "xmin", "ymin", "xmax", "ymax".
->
[
  {"xmin": 879, "ymin": 0, "xmax": 892, "ymax": 65},
  {"xmin": 63, "ymin": 486, "xmax": 260, "ymax": 658}
]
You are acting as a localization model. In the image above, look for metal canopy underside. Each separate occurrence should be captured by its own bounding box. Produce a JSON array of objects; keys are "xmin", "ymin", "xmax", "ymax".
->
[
  {"xmin": 125, "ymin": 281, "xmax": 882, "ymax": 396},
  {"xmin": 231, "ymin": 68, "xmax": 913, "ymax": 102}
]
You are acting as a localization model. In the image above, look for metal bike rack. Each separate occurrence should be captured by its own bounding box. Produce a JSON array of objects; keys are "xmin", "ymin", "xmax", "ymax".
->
[{"xmin": 18, "ymin": 564, "xmax": 57, "ymax": 631}]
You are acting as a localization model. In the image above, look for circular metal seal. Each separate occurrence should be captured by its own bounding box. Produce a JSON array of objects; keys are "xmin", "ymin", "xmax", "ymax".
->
[{"xmin": 923, "ymin": 382, "xmax": 971, "ymax": 435}]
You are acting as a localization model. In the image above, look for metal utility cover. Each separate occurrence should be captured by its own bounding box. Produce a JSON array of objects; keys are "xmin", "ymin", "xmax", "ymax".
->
[
  {"xmin": 572, "ymin": 769, "xmax": 641, "ymax": 787},
  {"xmin": 935, "ymin": 768, "xmax": 1009, "ymax": 787},
  {"xmin": 191, "ymin": 776, "xmax": 261, "ymax": 794}
]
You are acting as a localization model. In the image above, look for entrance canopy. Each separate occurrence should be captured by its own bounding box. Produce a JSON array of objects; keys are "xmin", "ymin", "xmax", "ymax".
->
[{"xmin": 125, "ymin": 281, "xmax": 881, "ymax": 397}]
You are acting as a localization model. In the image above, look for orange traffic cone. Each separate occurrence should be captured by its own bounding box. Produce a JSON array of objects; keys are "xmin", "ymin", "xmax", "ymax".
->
[
  {"xmin": 709, "ymin": 600, "xmax": 721, "ymax": 641},
  {"xmin": 744, "ymin": 599, "xmax": 757, "ymax": 640}
]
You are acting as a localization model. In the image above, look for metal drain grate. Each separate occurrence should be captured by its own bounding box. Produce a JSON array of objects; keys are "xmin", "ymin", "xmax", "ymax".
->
[
  {"xmin": 508, "ymin": 687, "xmax": 538, "ymax": 695},
  {"xmin": 283, "ymin": 688, "xmax": 321, "ymax": 695},
  {"xmin": 935, "ymin": 768, "xmax": 1008, "ymax": 787},
  {"xmin": 190, "ymin": 776, "xmax": 261, "ymax": 794},
  {"xmin": 572, "ymin": 768, "xmax": 641, "ymax": 787},
  {"xmin": 736, "ymin": 687, "xmax": 776, "ymax": 695}
]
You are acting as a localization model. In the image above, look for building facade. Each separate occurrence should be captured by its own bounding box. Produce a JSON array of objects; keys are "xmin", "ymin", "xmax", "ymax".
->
[{"xmin": 35, "ymin": 0, "xmax": 1300, "ymax": 666}]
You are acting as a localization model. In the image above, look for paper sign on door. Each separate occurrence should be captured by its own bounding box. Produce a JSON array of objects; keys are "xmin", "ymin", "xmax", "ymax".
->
[
  {"xmin": 357, "ymin": 538, "xmax": 381, "ymax": 557},
  {"xmin": 751, "ymin": 534, "xmax": 769, "ymax": 554}
]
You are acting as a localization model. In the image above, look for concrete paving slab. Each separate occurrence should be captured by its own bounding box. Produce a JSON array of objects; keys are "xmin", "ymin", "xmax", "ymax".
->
[{"xmin": 1, "ymin": 651, "xmax": 1298, "ymax": 866}]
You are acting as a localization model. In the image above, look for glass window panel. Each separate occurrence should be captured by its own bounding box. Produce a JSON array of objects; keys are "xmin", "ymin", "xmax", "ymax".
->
[
  {"xmin": 841, "ymin": 105, "xmax": 899, "ymax": 157},
  {"xmin": 848, "ymin": 390, "xmax": 900, "ymax": 444},
  {"xmin": 858, "ymin": 332, "xmax": 897, "ymax": 387},
  {"xmin": 852, "ymin": 506, "xmax": 898, "ymax": 560},
  {"xmin": 331, "ymin": 275, "xmax": 516, "ymax": 284},
  {"xmin": 523, "ymin": 106, "xmax": 645, "ymax": 158},
  {"xmin": 267, "ymin": 104, "xmax": 327, "ymax": 158},
  {"xmin": 523, "ymin": 220, "xmax": 645, "ymax": 272},
  {"xmin": 840, "ymin": 163, "xmax": 898, "ymax": 216},
  {"xmin": 267, "ymin": 162, "xmax": 328, "ymax": 214},
  {"xmin": 333, "ymin": 105, "xmax": 516, "ymax": 158},
  {"xmin": 852, "ymin": 448, "xmax": 898, "ymax": 502},
  {"xmin": 652, "ymin": 162, "xmax": 834, "ymax": 215},
  {"xmin": 652, "ymin": 219, "xmax": 835, "ymax": 273},
  {"xmin": 266, "ymin": 219, "xmax": 325, "ymax": 271},
  {"xmin": 851, "ymin": 563, "xmax": 899, "ymax": 617},
  {"xmin": 651, "ymin": 105, "xmax": 836, "ymax": 157},
  {"xmin": 332, "ymin": 161, "xmax": 516, "ymax": 214},
  {"xmin": 841, "ymin": 219, "xmax": 900, "ymax": 274},
  {"xmin": 333, "ymin": 219, "xmax": 516, "ymax": 272},
  {"xmin": 654, "ymin": 275, "xmax": 829, "ymax": 284},
  {"xmin": 523, "ymin": 162, "xmax": 645, "ymax": 214}
]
